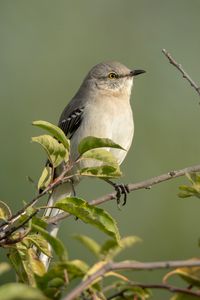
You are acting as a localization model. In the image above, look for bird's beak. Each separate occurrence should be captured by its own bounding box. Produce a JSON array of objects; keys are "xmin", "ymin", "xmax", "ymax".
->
[{"xmin": 130, "ymin": 69, "xmax": 146, "ymax": 77}]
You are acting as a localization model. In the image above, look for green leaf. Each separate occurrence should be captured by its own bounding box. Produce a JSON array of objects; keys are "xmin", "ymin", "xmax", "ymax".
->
[
  {"xmin": 81, "ymin": 149, "xmax": 119, "ymax": 167},
  {"xmin": 55, "ymin": 197, "xmax": 120, "ymax": 243},
  {"xmin": 186, "ymin": 172, "xmax": 200, "ymax": 185},
  {"xmin": 73, "ymin": 234, "xmax": 101, "ymax": 258},
  {"xmin": 178, "ymin": 173, "xmax": 200, "ymax": 199},
  {"xmin": 26, "ymin": 248, "xmax": 46, "ymax": 277},
  {"xmin": 78, "ymin": 136, "xmax": 125, "ymax": 155},
  {"xmin": 32, "ymin": 224, "xmax": 68, "ymax": 261},
  {"xmin": 35, "ymin": 264, "xmax": 66, "ymax": 299},
  {"xmin": 164, "ymin": 263, "xmax": 200, "ymax": 287},
  {"xmin": 79, "ymin": 165, "xmax": 122, "ymax": 179},
  {"xmin": 64, "ymin": 259, "xmax": 89, "ymax": 279},
  {"xmin": 0, "ymin": 200, "xmax": 12, "ymax": 221},
  {"xmin": 100, "ymin": 236, "xmax": 142, "ymax": 260},
  {"xmin": 32, "ymin": 135, "xmax": 67, "ymax": 167},
  {"xmin": 16, "ymin": 243, "xmax": 37, "ymax": 286},
  {"xmin": 37, "ymin": 165, "xmax": 53, "ymax": 191},
  {"xmin": 24, "ymin": 234, "xmax": 52, "ymax": 258},
  {"xmin": 36, "ymin": 261, "xmax": 88, "ymax": 297},
  {"xmin": 32, "ymin": 120, "xmax": 70, "ymax": 150},
  {"xmin": 0, "ymin": 283, "xmax": 49, "ymax": 300},
  {"xmin": 8, "ymin": 248, "xmax": 27, "ymax": 283},
  {"xmin": 32, "ymin": 217, "xmax": 47, "ymax": 229},
  {"xmin": 0, "ymin": 262, "xmax": 10, "ymax": 276}
]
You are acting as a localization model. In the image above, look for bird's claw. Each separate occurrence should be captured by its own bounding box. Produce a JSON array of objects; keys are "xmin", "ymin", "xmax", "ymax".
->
[{"xmin": 113, "ymin": 183, "xmax": 130, "ymax": 206}]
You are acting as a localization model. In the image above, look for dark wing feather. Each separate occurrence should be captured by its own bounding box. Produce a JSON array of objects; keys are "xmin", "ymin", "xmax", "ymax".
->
[{"xmin": 59, "ymin": 106, "xmax": 84, "ymax": 139}]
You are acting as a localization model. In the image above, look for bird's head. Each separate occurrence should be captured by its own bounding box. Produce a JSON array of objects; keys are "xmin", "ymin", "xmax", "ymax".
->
[{"xmin": 84, "ymin": 61, "xmax": 145, "ymax": 97}]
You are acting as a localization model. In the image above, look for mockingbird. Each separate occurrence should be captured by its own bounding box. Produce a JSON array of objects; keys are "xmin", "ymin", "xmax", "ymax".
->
[{"xmin": 40, "ymin": 61, "xmax": 145, "ymax": 267}]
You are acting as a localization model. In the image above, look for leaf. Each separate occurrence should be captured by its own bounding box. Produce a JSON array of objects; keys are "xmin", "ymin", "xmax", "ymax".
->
[
  {"xmin": 0, "ymin": 200, "xmax": 12, "ymax": 221},
  {"xmin": 36, "ymin": 261, "xmax": 88, "ymax": 300},
  {"xmin": 32, "ymin": 120, "xmax": 70, "ymax": 150},
  {"xmin": 24, "ymin": 234, "xmax": 52, "ymax": 257},
  {"xmin": 73, "ymin": 234, "xmax": 101, "ymax": 258},
  {"xmin": 100, "ymin": 236, "xmax": 141, "ymax": 260},
  {"xmin": 78, "ymin": 136, "xmax": 125, "ymax": 155},
  {"xmin": 27, "ymin": 248, "xmax": 46, "ymax": 277},
  {"xmin": 8, "ymin": 248, "xmax": 27, "ymax": 283},
  {"xmin": 64, "ymin": 259, "xmax": 89, "ymax": 279},
  {"xmin": 79, "ymin": 165, "xmax": 122, "ymax": 179},
  {"xmin": 85, "ymin": 261, "xmax": 107, "ymax": 279},
  {"xmin": 103, "ymin": 271, "xmax": 129, "ymax": 282},
  {"xmin": 37, "ymin": 165, "xmax": 53, "ymax": 191},
  {"xmin": 55, "ymin": 197, "xmax": 121, "ymax": 243},
  {"xmin": 32, "ymin": 135, "xmax": 68, "ymax": 168},
  {"xmin": 32, "ymin": 224, "xmax": 68, "ymax": 261},
  {"xmin": 164, "ymin": 261, "xmax": 200, "ymax": 287},
  {"xmin": 81, "ymin": 149, "xmax": 119, "ymax": 167},
  {"xmin": 186, "ymin": 172, "xmax": 200, "ymax": 185},
  {"xmin": 0, "ymin": 283, "xmax": 49, "ymax": 300},
  {"xmin": 16, "ymin": 243, "xmax": 36, "ymax": 286},
  {"xmin": 0, "ymin": 262, "xmax": 10, "ymax": 276},
  {"xmin": 36, "ymin": 260, "xmax": 88, "ymax": 297},
  {"xmin": 32, "ymin": 217, "xmax": 48, "ymax": 229},
  {"xmin": 178, "ymin": 173, "xmax": 200, "ymax": 199}
]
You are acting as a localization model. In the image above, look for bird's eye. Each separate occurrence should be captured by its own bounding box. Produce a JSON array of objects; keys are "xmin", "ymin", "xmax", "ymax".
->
[{"xmin": 108, "ymin": 72, "xmax": 118, "ymax": 79}]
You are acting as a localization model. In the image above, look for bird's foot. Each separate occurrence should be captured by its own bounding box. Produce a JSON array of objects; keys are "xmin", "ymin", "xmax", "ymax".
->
[
  {"xmin": 105, "ymin": 179, "xmax": 130, "ymax": 206},
  {"xmin": 113, "ymin": 183, "xmax": 130, "ymax": 206}
]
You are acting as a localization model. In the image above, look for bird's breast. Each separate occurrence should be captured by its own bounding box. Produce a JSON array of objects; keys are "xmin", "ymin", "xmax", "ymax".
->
[{"xmin": 71, "ymin": 97, "xmax": 134, "ymax": 166}]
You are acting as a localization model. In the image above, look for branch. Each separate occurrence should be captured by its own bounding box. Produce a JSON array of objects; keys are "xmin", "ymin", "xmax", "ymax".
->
[
  {"xmin": 0, "ymin": 167, "xmax": 74, "ymax": 239},
  {"xmin": 162, "ymin": 49, "xmax": 200, "ymax": 97},
  {"xmin": 107, "ymin": 283, "xmax": 200, "ymax": 299},
  {"xmin": 2, "ymin": 162, "xmax": 200, "ymax": 236},
  {"xmin": 63, "ymin": 259, "xmax": 200, "ymax": 300},
  {"xmin": 47, "ymin": 163, "xmax": 200, "ymax": 225}
]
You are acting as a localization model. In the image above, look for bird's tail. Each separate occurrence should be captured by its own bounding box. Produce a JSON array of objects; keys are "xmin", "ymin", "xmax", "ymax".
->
[{"xmin": 39, "ymin": 182, "xmax": 72, "ymax": 268}]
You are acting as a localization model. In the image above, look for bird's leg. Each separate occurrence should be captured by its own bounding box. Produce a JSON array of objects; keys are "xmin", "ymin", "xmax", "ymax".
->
[
  {"xmin": 69, "ymin": 178, "xmax": 76, "ymax": 197},
  {"xmin": 104, "ymin": 179, "xmax": 130, "ymax": 206}
]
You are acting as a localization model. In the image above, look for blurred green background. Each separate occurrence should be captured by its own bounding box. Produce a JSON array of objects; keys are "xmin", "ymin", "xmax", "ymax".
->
[{"xmin": 1, "ymin": 0, "xmax": 200, "ymax": 298}]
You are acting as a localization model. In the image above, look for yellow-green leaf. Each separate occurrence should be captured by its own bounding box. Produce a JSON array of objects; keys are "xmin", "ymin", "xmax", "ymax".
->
[
  {"xmin": 79, "ymin": 165, "xmax": 122, "ymax": 179},
  {"xmin": 24, "ymin": 234, "xmax": 52, "ymax": 258},
  {"xmin": 32, "ymin": 120, "xmax": 70, "ymax": 150},
  {"xmin": 0, "ymin": 283, "xmax": 49, "ymax": 300},
  {"xmin": 32, "ymin": 135, "xmax": 67, "ymax": 167},
  {"xmin": 73, "ymin": 234, "xmax": 101, "ymax": 258},
  {"xmin": 0, "ymin": 200, "xmax": 12, "ymax": 221},
  {"xmin": 32, "ymin": 224, "xmax": 68, "ymax": 261},
  {"xmin": 78, "ymin": 136, "xmax": 125, "ymax": 155},
  {"xmin": 55, "ymin": 197, "xmax": 120, "ymax": 243},
  {"xmin": 100, "ymin": 236, "xmax": 141, "ymax": 260},
  {"xmin": 37, "ymin": 165, "xmax": 53, "ymax": 191},
  {"xmin": 81, "ymin": 149, "xmax": 119, "ymax": 168},
  {"xmin": 164, "ymin": 261, "xmax": 200, "ymax": 287},
  {"xmin": 36, "ymin": 260, "xmax": 88, "ymax": 300},
  {"xmin": 16, "ymin": 243, "xmax": 36, "ymax": 286},
  {"xmin": 27, "ymin": 248, "xmax": 46, "ymax": 277}
]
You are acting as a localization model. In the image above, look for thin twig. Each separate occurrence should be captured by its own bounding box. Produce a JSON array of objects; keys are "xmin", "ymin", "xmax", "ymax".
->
[
  {"xmin": 62, "ymin": 259, "xmax": 200, "ymax": 300},
  {"xmin": 47, "ymin": 163, "xmax": 200, "ymax": 225},
  {"xmin": 0, "ymin": 210, "xmax": 38, "ymax": 243},
  {"xmin": 107, "ymin": 283, "xmax": 200, "ymax": 299},
  {"xmin": 0, "ymin": 171, "xmax": 75, "ymax": 238},
  {"xmin": 2, "ymin": 162, "xmax": 200, "ymax": 236},
  {"xmin": 162, "ymin": 49, "xmax": 200, "ymax": 97}
]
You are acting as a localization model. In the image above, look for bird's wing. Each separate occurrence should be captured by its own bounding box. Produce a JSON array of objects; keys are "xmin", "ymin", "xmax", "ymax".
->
[{"xmin": 58, "ymin": 106, "xmax": 84, "ymax": 139}]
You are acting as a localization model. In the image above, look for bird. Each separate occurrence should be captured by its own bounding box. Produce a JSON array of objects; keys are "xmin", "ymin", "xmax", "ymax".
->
[{"xmin": 40, "ymin": 61, "xmax": 145, "ymax": 267}]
